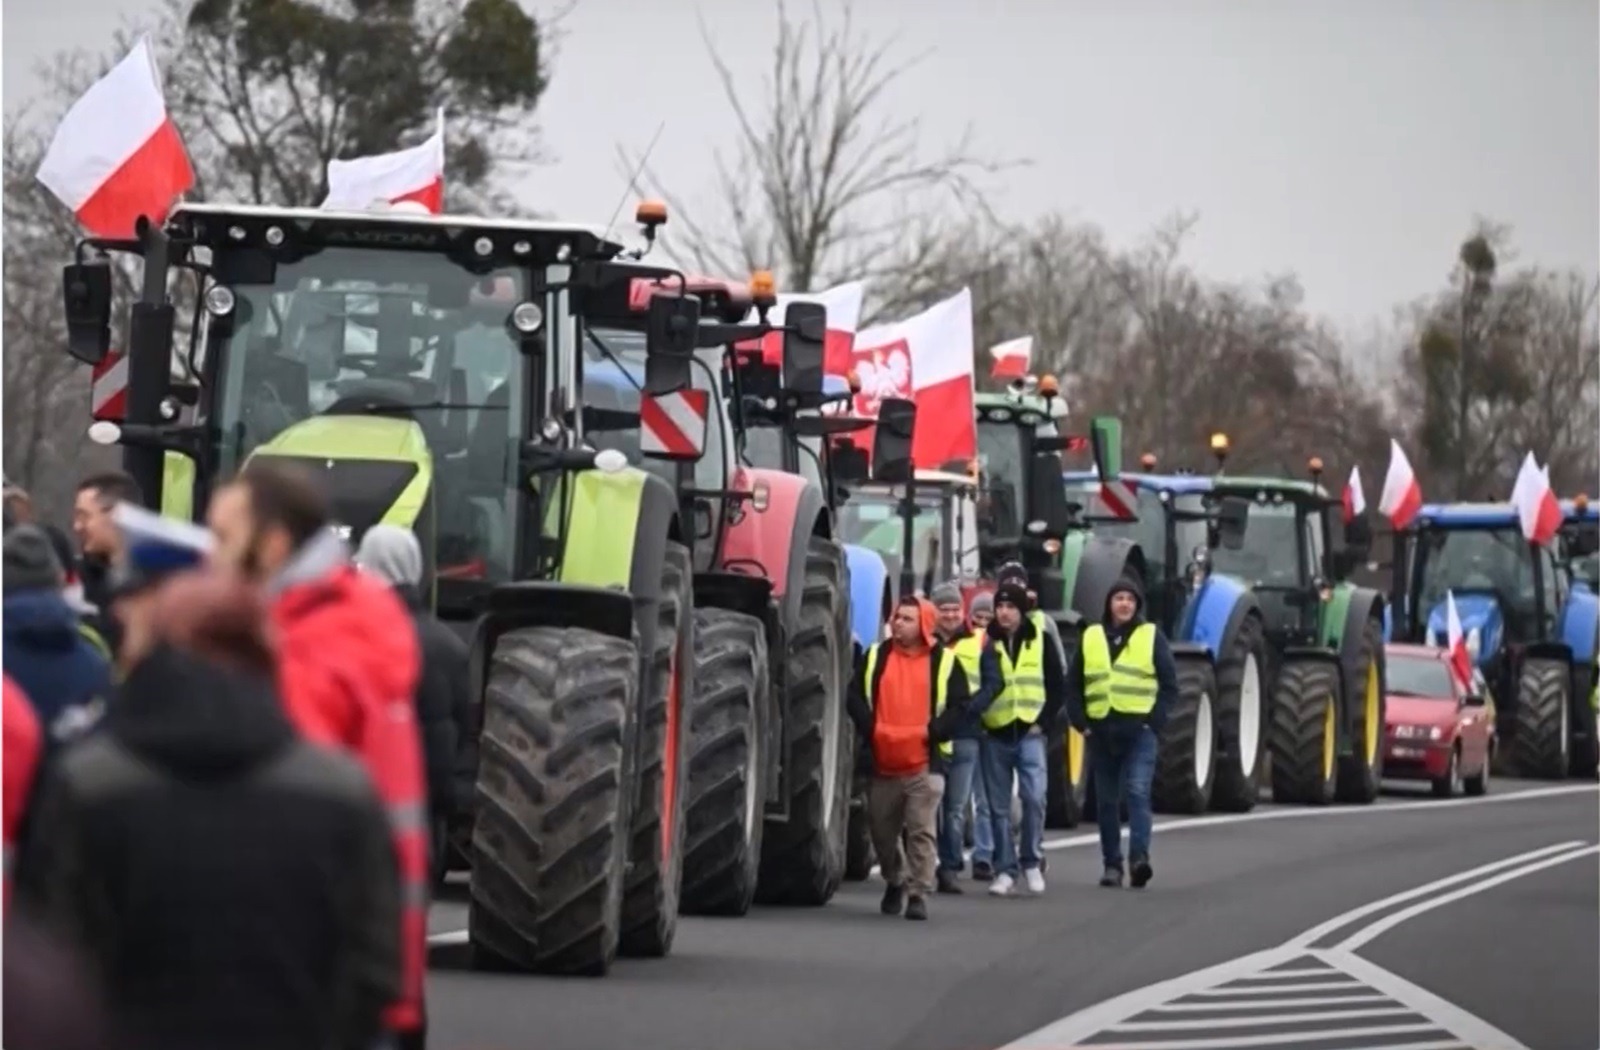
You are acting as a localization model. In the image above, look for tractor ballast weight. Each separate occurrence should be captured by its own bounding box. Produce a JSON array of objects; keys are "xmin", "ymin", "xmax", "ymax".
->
[
  {"xmin": 63, "ymin": 203, "xmax": 707, "ymax": 976},
  {"xmin": 1389, "ymin": 501, "xmax": 1599, "ymax": 779}
]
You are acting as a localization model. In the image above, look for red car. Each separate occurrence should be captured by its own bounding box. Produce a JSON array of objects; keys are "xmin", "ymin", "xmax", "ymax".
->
[{"xmin": 1383, "ymin": 643, "xmax": 1494, "ymax": 797}]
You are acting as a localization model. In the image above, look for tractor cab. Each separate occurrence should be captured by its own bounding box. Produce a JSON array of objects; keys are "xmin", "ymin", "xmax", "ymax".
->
[
  {"xmin": 837, "ymin": 467, "xmax": 982, "ymax": 598},
  {"xmin": 973, "ymin": 379, "xmax": 1069, "ymax": 573}
]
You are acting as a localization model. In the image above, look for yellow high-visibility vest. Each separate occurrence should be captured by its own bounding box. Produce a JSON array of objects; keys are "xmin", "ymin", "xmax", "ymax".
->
[
  {"xmin": 862, "ymin": 643, "xmax": 955, "ymax": 758},
  {"xmin": 949, "ymin": 632, "xmax": 987, "ymax": 691},
  {"xmin": 983, "ymin": 630, "xmax": 1047, "ymax": 730},
  {"xmin": 1081, "ymin": 623, "xmax": 1158, "ymax": 720}
]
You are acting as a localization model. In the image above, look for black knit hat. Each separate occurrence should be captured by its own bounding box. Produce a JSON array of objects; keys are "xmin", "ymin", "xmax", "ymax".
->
[{"xmin": 994, "ymin": 582, "xmax": 1030, "ymax": 611}]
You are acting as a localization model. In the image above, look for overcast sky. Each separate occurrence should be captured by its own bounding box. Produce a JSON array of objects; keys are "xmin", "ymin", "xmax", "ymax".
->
[{"xmin": 6, "ymin": 0, "xmax": 1597, "ymax": 329}]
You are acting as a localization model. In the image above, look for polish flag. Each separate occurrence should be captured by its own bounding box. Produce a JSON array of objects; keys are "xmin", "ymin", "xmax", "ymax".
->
[
  {"xmin": 737, "ymin": 280, "xmax": 866, "ymax": 371},
  {"xmin": 1378, "ymin": 439, "xmax": 1423, "ymax": 529},
  {"xmin": 1342, "ymin": 465, "xmax": 1367, "ymax": 524},
  {"xmin": 36, "ymin": 37, "xmax": 195, "ymax": 239},
  {"xmin": 989, "ymin": 336, "xmax": 1033, "ymax": 380},
  {"xmin": 323, "ymin": 109, "xmax": 446, "ymax": 213},
  {"xmin": 1445, "ymin": 590, "xmax": 1472, "ymax": 689},
  {"xmin": 1509, "ymin": 451, "xmax": 1562, "ymax": 546},
  {"xmin": 850, "ymin": 288, "xmax": 977, "ymax": 468}
]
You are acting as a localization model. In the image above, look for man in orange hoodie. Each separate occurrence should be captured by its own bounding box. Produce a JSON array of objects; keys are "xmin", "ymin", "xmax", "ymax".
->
[{"xmin": 848, "ymin": 596, "xmax": 981, "ymax": 920}]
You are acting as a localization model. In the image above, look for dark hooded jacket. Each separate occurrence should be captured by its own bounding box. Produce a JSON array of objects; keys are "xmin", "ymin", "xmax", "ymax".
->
[
  {"xmin": 14, "ymin": 645, "xmax": 400, "ymax": 1050},
  {"xmin": 395, "ymin": 582, "xmax": 470, "ymax": 827},
  {"xmin": 1064, "ymin": 574, "xmax": 1179, "ymax": 742}
]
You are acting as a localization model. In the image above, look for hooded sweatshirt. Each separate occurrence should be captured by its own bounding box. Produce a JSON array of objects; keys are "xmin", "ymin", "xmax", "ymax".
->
[
  {"xmin": 1065, "ymin": 574, "xmax": 1179, "ymax": 741},
  {"xmin": 847, "ymin": 599, "xmax": 974, "ymax": 777}
]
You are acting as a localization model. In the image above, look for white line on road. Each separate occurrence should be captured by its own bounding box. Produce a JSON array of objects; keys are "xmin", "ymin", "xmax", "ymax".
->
[
  {"xmin": 1228, "ymin": 965, "xmax": 1340, "ymax": 979},
  {"xmin": 1080, "ymin": 1022, "xmax": 1446, "ymax": 1049},
  {"xmin": 1330, "ymin": 844, "xmax": 1600, "ymax": 953},
  {"xmin": 995, "ymin": 838, "xmax": 1593, "ymax": 1049},
  {"xmin": 1152, "ymin": 993, "xmax": 1390, "ymax": 1010},
  {"xmin": 1188, "ymin": 979, "xmax": 1365, "ymax": 995},
  {"xmin": 1112, "ymin": 1004, "xmax": 1417, "ymax": 1030},
  {"xmin": 1285, "ymin": 840, "xmax": 1588, "ymax": 950}
]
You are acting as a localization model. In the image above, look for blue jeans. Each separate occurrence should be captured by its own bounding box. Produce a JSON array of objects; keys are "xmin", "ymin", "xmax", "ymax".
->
[
  {"xmin": 980, "ymin": 730, "xmax": 1047, "ymax": 877},
  {"xmin": 938, "ymin": 738, "xmax": 992, "ymax": 872},
  {"xmin": 1091, "ymin": 725, "xmax": 1157, "ymax": 869}
]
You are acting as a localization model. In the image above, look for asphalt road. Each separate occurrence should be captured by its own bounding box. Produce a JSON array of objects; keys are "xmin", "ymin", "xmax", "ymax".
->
[{"xmin": 425, "ymin": 779, "xmax": 1600, "ymax": 1050}]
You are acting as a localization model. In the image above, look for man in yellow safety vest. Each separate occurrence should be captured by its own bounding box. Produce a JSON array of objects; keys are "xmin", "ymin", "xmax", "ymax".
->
[
  {"xmin": 980, "ymin": 580, "xmax": 1066, "ymax": 897},
  {"xmin": 930, "ymin": 584, "xmax": 1002, "ymax": 892},
  {"xmin": 847, "ymin": 597, "xmax": 977, "ymax": 921},
  {"xmin": 1066, "ymin": 574, "xmax": 1177, "ymax": 890}
]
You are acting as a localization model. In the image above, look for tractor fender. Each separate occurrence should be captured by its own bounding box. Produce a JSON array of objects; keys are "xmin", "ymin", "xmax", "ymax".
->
[
  {"xmin": 1168, "ymin": 640, "xmax": 1215, "ymax": 666},
  {"xmin": 1068, "ymin": 535, "xmax": 1149, "ymax": 624},
  {"xmin": 842, "ymin": 543, "xmax": 891, "ymax": 652},
  {"xmin": 1558, "ymin": 588, "xmax": 1599, "ymax": 666},
  {"xmin": 1320, "ymin": 584, "xmax": 1387, "ymax": 716},
  {"xmin": 693, "ymin": 570, "xmax": 776, "ymax": 623},
  {"xmin": 719, "ymin": 466, "xmax": 829, "ymax": 633},
  {"xmin": 1524, "ymin": 640, "xmax": 1575, "ymax": 666},
  {"xmin": 1178, "ymin": 573, "xmax": 1257, "ymax": 662}
]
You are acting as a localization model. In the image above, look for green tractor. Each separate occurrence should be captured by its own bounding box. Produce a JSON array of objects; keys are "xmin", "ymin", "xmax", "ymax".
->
[
  {"xmin": 60, "ymin": 202, "xmax": 737, "ymax": 975},
  {"xmin": 1201, "ymin": 444, "xmax": 1388, "ymax": 806},
  {"xmin": 973, "ymin": 381, "xmax": 1129, "ymax": 827}
]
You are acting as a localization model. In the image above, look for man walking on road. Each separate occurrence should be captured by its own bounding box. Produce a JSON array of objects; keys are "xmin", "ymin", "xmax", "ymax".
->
[
  {"xmin": 930, "ymin": 583, "xmax": 1000, "ymax": 893},
  {"xmin": 1067, "ymin": 574, "xmax": 1177, "ymax": 889},
  {"xmin": 848, "ymin": 597, "xmax": 974, "ymax": 920},
  {"xmin": 980, "ymin": 580, "xmax": 1065, "ymax": 897}
]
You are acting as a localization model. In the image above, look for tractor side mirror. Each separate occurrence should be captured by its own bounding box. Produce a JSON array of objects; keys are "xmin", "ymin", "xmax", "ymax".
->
[
  {"xmin": 1343, "ymin": 510, "xmax": 1374, "ymax": 559},
  {"xmin": 1567, "ymin": 526, "xmax": 1599, "ymax": 557},
  {"xmin": 644, "ymin": 292, "xmax": 700, "ymax": 395},
  {"xmin": 1090, "ymin": 415, "xmax": 1123, "ymax": 483},
  {"xmin": 871, "ymin": 397, "xmax": 916, "ymax": 484},
  {"xmin": 1213, "ymin": 496, "xmax": 1249, "ymax": 551},
  {"xmin": 781, "ymin": 301, "xmax": 826, "ymax": 397},
  {"xmin": 833, "ymin": 439, "xmax": 869, "ymax": 484},
  {"xmin": 1028, "ymin": 451, "xmax": 1072, "ymax": 539},
  {"xmin": 63, "ymin": 260, "xmax": 113, "ymax": 366},
  {"xmin": 638, "ymin": 389, "xmax": 709, "ymax": 463}
]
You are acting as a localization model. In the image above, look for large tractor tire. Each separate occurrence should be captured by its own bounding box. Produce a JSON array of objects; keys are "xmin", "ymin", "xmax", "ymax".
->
[
  {"xmin": 757, "ymin": 536, "xmax": 853, "ymax": 905},
  {"xmin": 1046, "ymin": 622, "xmax": 1090, "ymax": 829},
  {"xmin": 1512, "ymin": 657, "xmax": 1571, "ymax": 779},
  {"xmin": 1334, "ymin": 616, "xmax": 1386, "ymax": 805},
  {"xmin": 680, "ymin": 607, "xmax": 770, "ymax": 916},
  {"xmin": 845, "ymin": 768, "xmax": 875, "ymax": 881},
  {"xmin": 1152, "ymin": 659, "xmax": 1218, "ymax": 815},
  {"xmin": 619, "ymin": 543, "xmax": 692, "ymax": 958},
  {"xmin": 1567, "ymin": 663, "xmax": 1597, "ymax": 779},
  {"xmin": 469, "ymin": 627, "xmax": 638, "ymax": 975},
  {"xmin": 1210, "ymin": 613, "xmax": 1268, "ymax": 812},
  {"xmin": 1267, "ymin": 658, "xmax": 1341, "ymax": 806}
]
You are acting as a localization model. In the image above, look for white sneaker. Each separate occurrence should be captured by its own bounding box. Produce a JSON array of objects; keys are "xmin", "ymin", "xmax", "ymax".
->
[
  {"xmin": 988, "ymin": 873, "xmax": 1015, "ymax": 897},
  {"xmin": 1024, "ymin": 867, "xmax": 1046, "ymax": 894}
]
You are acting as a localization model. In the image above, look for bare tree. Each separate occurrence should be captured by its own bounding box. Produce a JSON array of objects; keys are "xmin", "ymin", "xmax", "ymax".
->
[{"xmin": 622, "ymin": 0, "xmax": 1016, "ymax": 294}]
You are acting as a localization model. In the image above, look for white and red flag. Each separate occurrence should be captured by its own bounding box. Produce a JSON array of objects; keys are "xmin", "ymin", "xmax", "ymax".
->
[
  {"xmin": 1445, "ymin": 590, "xmax": 1472, "ymax": 689},
  {"xmin": 1509, "ymin": 451, "xmax": 1562, "ymax": 546},
  {"xmin": 1342, "ymin": 465, "xmax": 1367, "ymax": 524},
  {"xmin": 1378, "ymin": 439, "xmax": 1423, "ymax": 529},
  {"xmin": 738, "ymin": 280, "xmax": 865, "ymax": 371},
  {"xmin": 323, "ymin": 109, "xmax": 446, "ymax": 213},
  {"xmin": 850, "ymin": 288, "xmax": 977, "ymax": 468},
  {"xmin": 989, "ymin": 336, "xmax": 1033, "ymax": 381},
  {"xmin": 36, "ymin": 36, "xmax": 195, "ymax": 239}
]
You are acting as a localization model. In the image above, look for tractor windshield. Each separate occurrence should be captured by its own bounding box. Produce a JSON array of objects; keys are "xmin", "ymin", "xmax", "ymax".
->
[
  {"xmin": 976, "ymin": 419, "xmax": 1026, "ymax": 535},
  {"xmin": 206, "ymin": 246, "xmax": 526, "ymax": 579},
  {"xmin": 581, "ymin": 327, "xmax": 730, "ymax": 492},
  {"xmin": 1416, "ymin": 527, "xmax": 1536, "ymax": 626},
  {"xmin": 1211, "ymin": 499, "xmax": 1302, "ymax": 588},
  {"xmin": 1060, "ymin": 482, "xmax": 1209, "ymax": 582},
  {"xmin": 742, "ymin": 426, "xmax": 824, "ymax": 492},
  {"xmin": 839, "ymin": 485, "xmax": 943, "ymax": 582}
]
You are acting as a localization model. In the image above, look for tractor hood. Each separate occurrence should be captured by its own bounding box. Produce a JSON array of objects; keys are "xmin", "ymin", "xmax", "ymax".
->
[{"xmin": 1426, "ymin": 592, "xmax": 1502, "ymax": 670}]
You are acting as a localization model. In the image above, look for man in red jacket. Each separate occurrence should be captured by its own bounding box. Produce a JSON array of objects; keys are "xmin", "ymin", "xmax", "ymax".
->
[
  {"xmin": 207, "ymin": 460, "xmax": 430, "ymax": 1049},
  {"xmin": 4, "ymin": 674, "xmax": 42, "ymax": 908}
]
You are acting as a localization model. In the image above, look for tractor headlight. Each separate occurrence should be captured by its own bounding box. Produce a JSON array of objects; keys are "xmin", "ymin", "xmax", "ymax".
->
[
  {"xmin": 203, "ymin": 285, "xmax": 236, "ymax": 317},
  {"xmin": 511, "ymin": 302, "xmax": 544, "ymax": 334},
  {"xmin": 1466, "ymin": 627, "xmax": 1481, "ymax": 660}
]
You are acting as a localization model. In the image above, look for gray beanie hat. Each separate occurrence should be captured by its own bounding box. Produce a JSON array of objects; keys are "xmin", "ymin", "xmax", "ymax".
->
[
  {"xmin": 930, "ymin": 582, "xmax": 963, "ymax": 608},
  {"xmin": 4, "ymin": 525, "xmax": 64, "ymax": 594},
  {"xmin": 968, "ymin": 590, "xmax": 994, "ymax": 616},
  {"xmin": 354, "ymin": 524, "xmax": 423, "ymax": 587}
]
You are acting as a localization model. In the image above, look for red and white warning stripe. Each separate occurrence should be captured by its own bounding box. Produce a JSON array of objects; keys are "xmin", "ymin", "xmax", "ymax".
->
[
  {"xmin": 91, "ymin": 352, "xmax": 128, "ymax": 421},
  {"xmin": 640, "ymin": 389, "xmax": 710, "ymax": 460},
  {"xmin": 1099, "ymin": 478, "xmax": 1139, "ymax": 522}
]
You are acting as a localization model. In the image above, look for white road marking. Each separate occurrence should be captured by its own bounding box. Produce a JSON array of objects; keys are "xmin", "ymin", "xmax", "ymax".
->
[
  {"xmin": 996, "ymin": 838, "xmax": 1593, "ymax": 1049},
  {"xmin": 1151, "ymin": 993, "xmax": 1391, "ymax": 1010},
  {"xmin": 1222, "ymin": 965, "xmax": 1339, "ymax": 979}
]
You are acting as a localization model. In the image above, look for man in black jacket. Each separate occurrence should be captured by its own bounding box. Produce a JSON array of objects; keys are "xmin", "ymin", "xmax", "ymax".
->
[
  {"xmin": 1065, "ymin": 574, "xmax": 1178, "ymax": 889},
  {"xmin": 355, "ymin": 524, "xmax": 470, "ymax": 882},
  {"xmin": 15, "ymin": 564, "xmax": 400, "ymax": 1050}
]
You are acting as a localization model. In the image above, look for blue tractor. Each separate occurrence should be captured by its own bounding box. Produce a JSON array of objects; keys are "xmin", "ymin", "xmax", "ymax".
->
[
  {"xmin": 1389, "ymin": 500, "xmax": 1600, "ymax": 779},
  {"xmin": 1060, "ymin": 468, "xmax": 1262, "ymax": 815}
]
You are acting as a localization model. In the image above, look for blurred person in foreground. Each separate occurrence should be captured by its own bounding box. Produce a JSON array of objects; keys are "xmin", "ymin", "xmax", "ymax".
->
[
  {"xmin": 847, "ymin": 597, "xmax": 974, "ymax": 921},
  {"xmin": 207, "ymin": 460, "xmax": 428, "ymax": 1050},
  {"xmin": 72, "ymin": 471, "xmax": 144, "ymax": 654},
  {"xmin": 355, "ymin": 524, "xmax": 471, "ymax": 883},
  {"xmin": 929, "ymin": 583, "xmax": 1001, "ymax": 893},
  {"xmin": 2, "ymin": 525, "xmax": 113, "ymax": 754},
  {"xmin": 15, "ymin": 557, "xmax": 400, "ymax": 1050}
]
